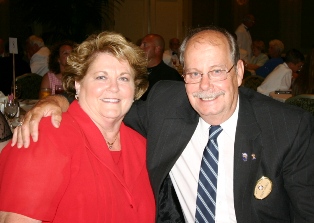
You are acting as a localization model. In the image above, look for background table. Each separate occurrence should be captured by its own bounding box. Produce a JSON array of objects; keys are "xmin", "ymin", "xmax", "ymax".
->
[{"xmin": 269, "ymin": 91, "xmax": 292, "ymax": 102}]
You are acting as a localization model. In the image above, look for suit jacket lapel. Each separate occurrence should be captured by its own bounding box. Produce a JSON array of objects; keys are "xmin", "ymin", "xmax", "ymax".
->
[
  {"xmin": 148, "ymin": 98, "xmax": 199, "ymax": 196},
  {"xmin": 233, "ymin": 89, "xmax": 263, "ymax": 222}
]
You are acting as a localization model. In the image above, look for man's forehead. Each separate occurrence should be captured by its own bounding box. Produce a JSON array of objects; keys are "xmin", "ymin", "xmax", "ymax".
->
[
  {"xmin": 185, "ymin": 32, "xmax": 228, "ymax": 54},
  {"xmin": 142, "ymin": 36, "xmax": 154, "ymax": 44}
]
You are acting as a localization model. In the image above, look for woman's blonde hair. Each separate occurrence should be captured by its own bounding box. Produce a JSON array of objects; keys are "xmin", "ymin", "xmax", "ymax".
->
[{"xmin": 63, "ymin": 31, "xmax": 148, "ymax": 100}]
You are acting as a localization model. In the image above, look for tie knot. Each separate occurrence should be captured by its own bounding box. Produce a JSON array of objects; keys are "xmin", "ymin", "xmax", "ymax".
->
[{"xmin": 209, "ymin": 125, "xmax": 222, "ymax": 140}]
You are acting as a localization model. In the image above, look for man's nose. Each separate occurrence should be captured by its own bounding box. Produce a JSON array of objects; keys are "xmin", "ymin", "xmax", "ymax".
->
[{"xmin": 199, "ymin": 73, "xmax": 214, "ymax": 89}]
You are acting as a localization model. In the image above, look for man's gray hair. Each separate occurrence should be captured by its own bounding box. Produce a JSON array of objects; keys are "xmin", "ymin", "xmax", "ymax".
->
[
  {"xmin": 269, "ymin": 39, "xmax": 285, "ymax": 55},
  {"xmin": 179, "ymin": 26, "xmax": 240, "ymax": 68}
]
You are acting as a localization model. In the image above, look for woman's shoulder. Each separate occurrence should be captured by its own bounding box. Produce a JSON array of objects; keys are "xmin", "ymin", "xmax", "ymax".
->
[{"xmin": 39, "ymin": 113, "xmax": 83, "ymax": 145}]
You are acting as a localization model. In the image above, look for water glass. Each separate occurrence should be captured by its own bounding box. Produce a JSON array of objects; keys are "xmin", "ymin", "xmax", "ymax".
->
[
  {"xmin": 4, "ymin": 99, "xmax": 19, "ymax": 129},
  {"xmin": 39, "ymin": 88, "xmax": 52, "ymax": 99}
]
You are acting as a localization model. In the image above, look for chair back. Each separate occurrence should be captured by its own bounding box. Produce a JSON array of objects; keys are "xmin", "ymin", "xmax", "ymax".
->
[
  {"xmin": 242, "ymin": 75, "xmax": 265, "ymax": 91},
  {"xmin": 16, "ymin": 73, "xmax": 42, "ymax": 99},
  {"xmin": 285, "ymin": 94, "xmax": 314, "ymax": 115}
]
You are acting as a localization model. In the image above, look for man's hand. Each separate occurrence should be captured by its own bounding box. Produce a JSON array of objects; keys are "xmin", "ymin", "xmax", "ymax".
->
[{"xmin": 11, "ymin": 95, "xmax": 70, "ymax": 148}]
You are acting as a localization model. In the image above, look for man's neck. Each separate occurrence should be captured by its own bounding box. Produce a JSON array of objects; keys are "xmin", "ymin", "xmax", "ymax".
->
[{"xmin": 147, "ymin": 58, "xmax": 162, "ymax": 68}]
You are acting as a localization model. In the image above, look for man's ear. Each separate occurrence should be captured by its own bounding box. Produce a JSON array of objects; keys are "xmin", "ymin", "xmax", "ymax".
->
[
  {"xmin": 155, "ymin": 45, "xmax": 162, "ymax": 54},
  {"xmin": 236, "ymin": 59, "xmax": 244, "ymax": 87}
]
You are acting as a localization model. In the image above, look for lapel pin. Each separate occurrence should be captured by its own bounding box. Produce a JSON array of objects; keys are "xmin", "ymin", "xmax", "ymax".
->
[
  {"xmin": 242, "ymin": 153, "xmax": 248, "ymax": 161},
  {"xmin": 251, "ymin": 153, "xmax": 256, "ymax": 160},
  {"xmin": 254, "ymin": 176, "xmax": 272, "ymax": 200}
]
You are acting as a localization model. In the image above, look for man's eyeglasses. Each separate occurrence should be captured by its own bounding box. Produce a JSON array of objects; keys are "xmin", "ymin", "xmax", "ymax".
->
[{"xmin": 182, "ymin": 64, "xmax": 235, "ymax": 84}]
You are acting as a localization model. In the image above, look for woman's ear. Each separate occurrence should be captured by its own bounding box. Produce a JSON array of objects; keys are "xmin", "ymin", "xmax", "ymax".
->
[{"xmin": 75, "ymin": 81, "xmax": 80, "ymax": 95}]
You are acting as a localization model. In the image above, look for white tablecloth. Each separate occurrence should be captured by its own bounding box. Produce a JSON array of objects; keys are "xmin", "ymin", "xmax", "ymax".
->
[{"xmin": 269, "ymin": 91, "xmax": 292, "ymax": 102}]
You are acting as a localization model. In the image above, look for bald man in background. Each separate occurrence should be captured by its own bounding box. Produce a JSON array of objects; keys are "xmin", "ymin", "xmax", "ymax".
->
[{"xmin": 140, "ymin": 34, "xmax": 182, "ymax": 100}]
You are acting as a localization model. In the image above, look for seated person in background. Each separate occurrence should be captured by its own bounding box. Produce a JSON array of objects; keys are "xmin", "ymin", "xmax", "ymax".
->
[
  {"xmin": 41, "ymin": 40, "xmax": 76, "ymax": 95},
  {"xmin": 257, "ymin": 49, "xmax": 304, "ymax": 96},
  {"xmin": 0, "ymin": 112, "xmax": 12, "ymax": 152},
  {"xmin": 139, "ymin": 34, "xmax": 182, "ymax": 100},
  {"xmin": 0, "ymin": 31, "xmax": 155, "ymax": 222},
  {"xmin": 292, "ymin": 48, "xmax": 314, "ymax": 96},
  {"xmin": 25, "ymin": 35, "xmax": 50, "ymax": 76},
  {"xmin": 163, "ymin": 37, "xmax": 181, "ymax": 68},
  {"xmin": 256, "ymin": 39, "xmax": 284, "ymax": 78},
  {"xmin": 244, "ymin": 40, "xmax": 268, "ymax": 73}
]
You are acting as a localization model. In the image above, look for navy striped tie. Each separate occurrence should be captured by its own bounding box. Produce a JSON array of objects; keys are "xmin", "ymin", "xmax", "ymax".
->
[{"xmin": 195, "ymin": 125, "xmax": 223, "ymax": 223}]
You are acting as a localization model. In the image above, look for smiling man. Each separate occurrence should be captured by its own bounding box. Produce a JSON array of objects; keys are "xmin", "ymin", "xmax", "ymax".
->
[{"xmin": 12, "ymin": 26, "xmax": 314, "ymax": 223}]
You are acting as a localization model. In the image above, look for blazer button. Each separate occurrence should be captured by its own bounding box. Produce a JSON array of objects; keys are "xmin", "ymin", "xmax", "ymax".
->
[{"xmin": 130, "ymin": 204, "xmax": 133, "ymax": 208}]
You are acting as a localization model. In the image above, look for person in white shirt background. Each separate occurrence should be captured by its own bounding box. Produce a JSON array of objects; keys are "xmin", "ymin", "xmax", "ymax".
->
[
  {"xmin": 163, "ymin": 37, "xmax": 181, "ymax": 68},
  {"xmin": 257, "ymin": 49, "xmax": 304, "ymax": 96},
  {"xmin": 25, "ymin": 35, "xmax": 51, "ymax": 77},
  {"xmin": 235, "ymin": 14, "xmax": 255, "ymax": 59}
]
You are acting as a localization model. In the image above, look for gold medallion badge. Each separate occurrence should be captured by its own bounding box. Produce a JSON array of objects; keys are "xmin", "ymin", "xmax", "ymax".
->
[{"xmin": 254, "ymin": 176, "xmax": 272, "ymax": 200}]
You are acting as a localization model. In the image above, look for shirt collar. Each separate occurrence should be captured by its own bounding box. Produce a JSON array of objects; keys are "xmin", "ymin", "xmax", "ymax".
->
[{"xmin": 199, "ymin": 95, "xmax": 239, "ymax": 141}]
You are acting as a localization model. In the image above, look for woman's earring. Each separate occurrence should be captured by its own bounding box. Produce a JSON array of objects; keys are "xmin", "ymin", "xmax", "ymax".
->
[{"xmin": 75, "ymin": 92, "xmax": 79, "ymax": 100}]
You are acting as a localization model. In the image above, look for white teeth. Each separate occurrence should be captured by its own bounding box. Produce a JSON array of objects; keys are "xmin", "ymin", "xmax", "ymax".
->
[
  {"xmin": 201, "ymin": 97, "xmax": 216, "ymax": 101},
  {"xmin": 101, "ymin": 98, "xmax": 120, "ymax": 102}
]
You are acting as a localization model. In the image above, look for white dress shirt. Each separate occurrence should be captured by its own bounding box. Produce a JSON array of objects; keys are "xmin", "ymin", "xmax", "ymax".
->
[
  {"xmin": 235, "ymin": 23, "xmax": 252, "ymax": 58},
  {"xmin": 257, "ymin": 63, "xmax": 292, "ymax": 96},
  {"xmin": 30, "ymin": 46, "xmax": 50, "ymax": 76},
  {"xmin": 170, "ymin": 98, "xmax": 239, "ymax": 223},
  {"xmin": 163, "ymin": 49, "xmax": 180, "ymax": 68}
]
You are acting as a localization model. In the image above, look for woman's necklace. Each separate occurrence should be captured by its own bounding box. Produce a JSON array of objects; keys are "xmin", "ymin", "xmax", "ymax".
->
[{"xmin": 105, "ymin": 134, "xmax": 119, "ymax": 150}]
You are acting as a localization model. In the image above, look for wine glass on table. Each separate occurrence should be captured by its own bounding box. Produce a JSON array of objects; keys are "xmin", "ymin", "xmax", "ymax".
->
[{"xmin": 4, "ymin": 99, "xmax": 19, "ymax": 129}]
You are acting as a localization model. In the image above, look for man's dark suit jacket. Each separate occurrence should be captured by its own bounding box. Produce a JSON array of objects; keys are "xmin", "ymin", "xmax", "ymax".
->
[{"xmin": 124, "ymin": 80, "xmax": 314, "ymax": 223}]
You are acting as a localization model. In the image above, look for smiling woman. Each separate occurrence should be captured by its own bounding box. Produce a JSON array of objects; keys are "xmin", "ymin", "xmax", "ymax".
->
[{"xmin": 0, "ymin": 32, "xmax": 155, "ymax": 223}]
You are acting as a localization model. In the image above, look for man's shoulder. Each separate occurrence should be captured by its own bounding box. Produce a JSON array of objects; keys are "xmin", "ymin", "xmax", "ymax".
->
[
  {"xmin": 145, "ymin": 80, "xmax": 194, "ymax": 115},
  {"xmin": 36, "ymin": 46, "xmax": 50, "ymax": 57},
  {"xmin": 149, "ymin": 80, "xmax": 186, "ymax": 100},
  {"xmin": 268, "ymin": 57, "xmax": 284, "ymax": 65},
  {"xmin": 154, "ymin": 61, "xmax": 182, "ymax": 79},
  {"xmin": 153, "ymin": 79, "xmax": 185, "ymax": 90},
  {"xmin": 235, "ymin": 23, "xmax": 245, "ymax": 33},
  {"xmin": 240, "ymin": 87, "xmax": 308, "ymax": 117}
]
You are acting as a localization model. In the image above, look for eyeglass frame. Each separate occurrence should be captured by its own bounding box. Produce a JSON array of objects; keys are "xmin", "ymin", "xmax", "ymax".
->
[{"xmin": 182, "ymin": 64, "xmax": 235, "ymax": 84}]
